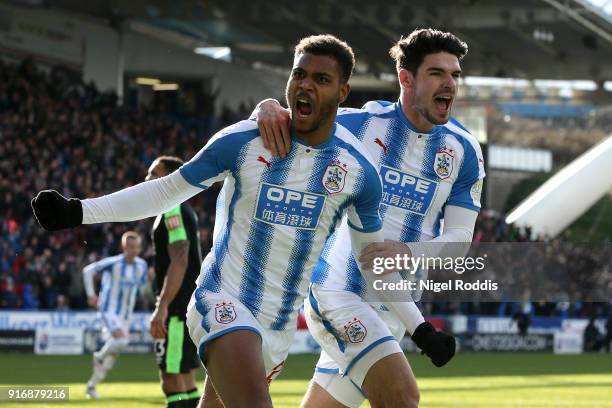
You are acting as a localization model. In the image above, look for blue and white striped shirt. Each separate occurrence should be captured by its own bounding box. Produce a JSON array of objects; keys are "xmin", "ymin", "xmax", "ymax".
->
[
  {"xmin": 84, "ymin": 254, "xmax": 148, "ymax": 321},
  {"xmin": 179, "ymin": 120, "xmax": 382, "ymax": 330},
  {"xmin": 312, "ymin": 100, "xmax": 485, "ymax": 296}
]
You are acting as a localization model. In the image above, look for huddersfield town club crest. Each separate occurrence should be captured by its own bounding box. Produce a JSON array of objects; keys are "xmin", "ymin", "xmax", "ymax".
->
[
  {"xmin": 214, "ymin": 302, "xmax": 237, "ymax": 324},
  {"xmin": 322, "ymin": 161, "xmax": 347, "ymax": 194},
  {"xmin": 434, "ymin": 147, "xmax": 454, "ymax": 179},
  {"xmin": 344, "ymin": 318, "xmax": 367, "ymax": 343}
]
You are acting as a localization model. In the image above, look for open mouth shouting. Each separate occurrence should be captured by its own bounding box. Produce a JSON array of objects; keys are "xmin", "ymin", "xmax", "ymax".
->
[
  {"xmin": 295, "ymin": 95, "xmax": 314, "ymax": 118},
  {"xmin": 433, "ymin": 94, "xmax": 453, "ymax": 115}
]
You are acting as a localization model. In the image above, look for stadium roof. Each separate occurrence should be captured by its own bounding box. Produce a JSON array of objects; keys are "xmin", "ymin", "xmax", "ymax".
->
[
  {"xmin": 23, "ymin": 0, "xmax": 612, "ymax": 80},
  {"xmin": 579, "ymin": 0, "xmax": 612, "ymax": 23}
]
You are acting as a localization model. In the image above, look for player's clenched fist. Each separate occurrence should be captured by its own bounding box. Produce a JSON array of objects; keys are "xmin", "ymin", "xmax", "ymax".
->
[
  {"xmin": 412, "ymin": 321, "xmax": 456, "ymax": 367},
  {"xmin": 31, "ymin": 190, "xmax": 83, "ymax": 231}
]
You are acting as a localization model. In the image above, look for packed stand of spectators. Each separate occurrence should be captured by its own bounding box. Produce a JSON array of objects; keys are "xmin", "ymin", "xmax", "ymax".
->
[
  {"xmin": 424, "ymin": 210, "xmax": 611, "ymax": 319},
  {"xmin": 0, "ymin": 57, "xmax": 248, "ymax": 311}
]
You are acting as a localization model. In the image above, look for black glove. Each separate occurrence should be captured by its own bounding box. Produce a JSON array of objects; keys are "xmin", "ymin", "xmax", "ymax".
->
[
  {"xmin": 411, "ymin": 321, "xmax": 456, "ymax": 367},
  {"xmin": 31, "ymin": 190, "xmax": 83, "ymax": 231}
]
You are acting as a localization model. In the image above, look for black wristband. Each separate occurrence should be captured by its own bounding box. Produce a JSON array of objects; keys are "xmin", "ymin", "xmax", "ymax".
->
[
  {"xmin": 411, "ymin": 321, "xmax": 436, "ymax": 349},
  {"xmin": 66, "ymin": 197, "xmax": 84, "ymax": 228}
]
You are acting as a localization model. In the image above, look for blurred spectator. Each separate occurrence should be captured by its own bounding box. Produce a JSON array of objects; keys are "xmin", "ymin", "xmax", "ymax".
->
[
  {"xmin": 39, "ymin": 275, "xmax": 58, "ymax": 309},
  {"xmin": 56, "ymin": 294, "xmax": 70, "ymax": 310},
  {"xmin": 513, "ymin": 301, "xmax": 532, "ymax": 336},
  {"xmin": 0, "ymin": 277, "xmax": 20, "ymax": 309},
  {"xmin": 20, "ymin": 283, "xmax": 39, "ymax": 310},
  {"xmin": 583, "ymin": 317, "xmax": 603, "ymax": 352}
]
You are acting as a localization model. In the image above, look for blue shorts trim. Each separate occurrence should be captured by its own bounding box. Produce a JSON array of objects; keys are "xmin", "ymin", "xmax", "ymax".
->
[
  {"xmin": 197, "ymin": 325, "xmax": 262, "ymax": 366},
  {"xmin": 344, "ymin": 335, "xmax": 396, "ymax": 376},
  {"xmin": 315, "ymin": 367, "xmax": 340, "ymax": 374},
  {"xmin": 314, "ymin": 367, "xmax": 365, "ymax": 397},
  {"xmin": 308, "ymin": 286, "xmax": 346, "ymax": 353}
]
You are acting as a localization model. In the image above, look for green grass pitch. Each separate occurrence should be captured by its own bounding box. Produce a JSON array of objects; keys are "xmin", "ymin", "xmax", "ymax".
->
[{"xmin": 1, "ymin": 352, "xmax": 611, "ymax": 407}]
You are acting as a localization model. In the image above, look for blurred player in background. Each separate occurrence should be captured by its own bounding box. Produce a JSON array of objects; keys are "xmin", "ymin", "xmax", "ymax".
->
[
  {"xmin": 82, "ymin": 231, "xmax": 149, "ymax": 399},
  {"xmin": 146, "ymin": 156, "xmax": 203, "ymax": 408},
  {"xmin": 255, "ymin": 28, "xmax": 484, "ymax": 408},
  {"xmin": 31, "ymin": 35, "xmax": 398, "ymax": 408}
]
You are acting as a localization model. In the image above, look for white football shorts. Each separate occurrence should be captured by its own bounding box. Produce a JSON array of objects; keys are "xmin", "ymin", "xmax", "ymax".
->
[
  {"xmin": 305, "ymin": 283, "xmax": 406, "ymax": 407},
  {"xmin": 100, "ymin": 312, "xmax": 129, "ymax": 338},
  {"xmin": 186, "ymin": 287, "xmax": 293, "ymax": 382}
]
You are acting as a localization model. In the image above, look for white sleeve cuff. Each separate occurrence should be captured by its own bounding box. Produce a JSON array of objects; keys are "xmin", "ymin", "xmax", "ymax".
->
[{"xmin": 406, "ymin": 205, "xmax": 478, "ymax": 259}]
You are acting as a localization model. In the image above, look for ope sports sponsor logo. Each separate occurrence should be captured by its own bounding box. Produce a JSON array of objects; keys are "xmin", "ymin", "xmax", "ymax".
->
[
  {"xmin": 379, "ymin": 166, "xmax": 438, "ymax": 216},
  {"xmin": 255, "ymin": 183, "xmax": 326, "ymax": 230}
]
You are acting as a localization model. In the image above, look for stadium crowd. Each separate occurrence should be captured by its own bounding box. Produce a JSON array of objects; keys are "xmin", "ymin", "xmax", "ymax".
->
[
  {"xmin": 424, "ymin": 210, "xmax": 611, "ymax": 320},
  {"xmin": 0, "ymin": 58, "xmax": 224, "ymax": 310},
  {"xmin": 0, "ymin": 58, "xmax": 609, "ymax": 323}
]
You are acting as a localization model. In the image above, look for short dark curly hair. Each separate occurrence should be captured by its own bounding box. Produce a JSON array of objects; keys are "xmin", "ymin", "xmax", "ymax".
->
[
  {"xmin": 155, "ymin": 155, "xmax": 184, "ymax": 173},
  {"xmin": 294, "ymin": 34, "xmax": 355, "ymax": 83},
  {"xmin": 389, "ymin": 28, "xmax": 468, "ymax": 75}
]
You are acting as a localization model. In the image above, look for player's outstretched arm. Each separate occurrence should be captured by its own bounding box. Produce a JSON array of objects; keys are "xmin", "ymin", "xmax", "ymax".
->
[
  {"xmin": 31, "ymin": 171, "xmax": 201, "ymax": 231},
  {"xmin": 83, "ymin": 121, "xmax": 253, "ymax": 224},
  {"xmin": 32, "ymin": 119, "xmax": 252, "ymax": 231},
  {"xmin": 81, "ymin": 171, "xmax": 200, "ymax": 224}
]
